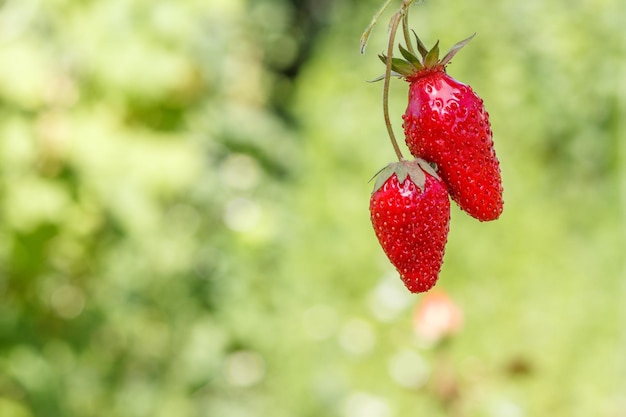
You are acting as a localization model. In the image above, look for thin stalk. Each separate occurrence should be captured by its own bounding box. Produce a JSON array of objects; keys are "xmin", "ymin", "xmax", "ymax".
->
[
  {"xmin": 383, "ymin": 12, "xmax": 404, "ymax": 161},
  {"xmin": 360, "ymin": 0, "xmax": 394, "ymax": 54},
  {"xmin": 401, "ymin": 1, "xmax": 417, "ymax": 56}
]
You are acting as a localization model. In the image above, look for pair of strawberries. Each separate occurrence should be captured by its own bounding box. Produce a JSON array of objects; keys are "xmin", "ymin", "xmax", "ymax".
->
[{"xmin": 370, "ymin": 36, "xmax": 503, "ymax": 293}]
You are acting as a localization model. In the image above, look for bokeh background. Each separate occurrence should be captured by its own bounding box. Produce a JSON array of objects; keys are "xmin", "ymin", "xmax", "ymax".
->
[{"xmin": 0, "ymin": 0, "xmax": 625, "ymax": 416}]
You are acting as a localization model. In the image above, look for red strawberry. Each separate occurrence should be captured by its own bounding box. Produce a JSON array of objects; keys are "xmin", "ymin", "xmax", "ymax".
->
[
  {"xmin": 370, "ymin": 159, "xmax": 450, "ymax": 293},
  {"xmin": 381, "ymin": 35, "xmax": 503, "ymax": 221}
]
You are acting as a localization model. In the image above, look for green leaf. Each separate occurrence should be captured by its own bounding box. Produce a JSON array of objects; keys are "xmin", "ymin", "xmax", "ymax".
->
[
  {"xmin": 395, "ymin": 163, "xmax": 409, "ymax": 184},
  {"xmin": 399, "ymin": 43, "xmax": 423, "ymax": 71},
  {"xmin": 366, "ymin": 71, "xmax": 403, "ymax": 83},
  {"xmin": 404, "ymin": 160, "xmax": 427, "ymax": 191},
  {"xmin": 440, "ymin": 33, "xmax": 476, "ymax": 67},
  {"xmin": 415, "ymin": 159, "xmax": 441, "ymax": 180},
  {"xmin": 390, "ymin": 58, "xmax": 417, "ymax": 75},
  {"xmin": 370, "ymin": 163, "xmax": 395, "ymax": 193},
  {"xmin": 412, "ymin": 30, "xmax": 429, "ymax": 59},
  {"xmin": 424, "ymin": 40, "xmax": 440, "ymax": 68},
  {"xmin": 379, "ymin": 54, "xmax": 417, "ymax": 75}
]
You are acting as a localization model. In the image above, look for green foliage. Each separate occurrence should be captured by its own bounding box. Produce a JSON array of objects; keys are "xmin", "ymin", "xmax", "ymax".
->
[{"xmin": 0, "ymin": 0, "xmax": 624, "ymax": 416}]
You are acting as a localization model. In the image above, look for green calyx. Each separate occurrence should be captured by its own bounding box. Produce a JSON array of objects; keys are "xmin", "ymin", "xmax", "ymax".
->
[
  {"xmin": 371, "ymin": 158, "xmax": 440, "ymax": 194},
  {"xmin": 376, "ymin": 32, "xmax": 475, "ymax": 80}
]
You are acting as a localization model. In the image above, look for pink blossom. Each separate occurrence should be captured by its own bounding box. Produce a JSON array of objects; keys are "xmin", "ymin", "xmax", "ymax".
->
[{"xmin": 413, "ymin": 290, "xmax": 463, "ymax": 344}]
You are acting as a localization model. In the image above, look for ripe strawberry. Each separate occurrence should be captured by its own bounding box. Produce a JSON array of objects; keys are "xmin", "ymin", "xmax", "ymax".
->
[
  {"xmin": 370, "ymin": 159, "xmax": 450, "ymax": 293},
  {"xmin": 381, "ymin": 35, "xmax": 503, "ymax": 221}
]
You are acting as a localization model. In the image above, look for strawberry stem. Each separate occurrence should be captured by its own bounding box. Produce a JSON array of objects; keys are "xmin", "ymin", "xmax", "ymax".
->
[
  {"xmin": 360, "ymin": 0, "xmax": 394, "ymax": 54},
  {"xmin": 365, "ymin": 0, "xmax": 420, "ymax": 161},
  {"xmin": 401, "ymin": 1, "xmax": 417, "ymax": 56},
  {"xmin": 383, "ymin": 11, "xmax": 404, "ymax": 161}
]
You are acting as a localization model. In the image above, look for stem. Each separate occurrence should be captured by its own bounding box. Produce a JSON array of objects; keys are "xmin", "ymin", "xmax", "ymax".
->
[
  {"xmin": 401, "ymin": 0, "xmax": 417, "ymax": 56},
  {"xmin": 383, "ymin": 12, "xmax": 404, "ymax": 161},
  {"xmin": 360, "ymin": 0, "xmax": 394, "ymax": 54}
]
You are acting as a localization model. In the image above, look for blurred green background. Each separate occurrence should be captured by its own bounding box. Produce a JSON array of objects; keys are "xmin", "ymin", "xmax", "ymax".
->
[{"xmin": 0, "ymin": 0, "xmax": 624, "ymax": 416}]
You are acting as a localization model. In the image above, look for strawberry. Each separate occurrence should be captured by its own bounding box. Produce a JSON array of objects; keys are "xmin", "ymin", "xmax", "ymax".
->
[
  {"xmin": 370, "ymin": 159, "xmax": 450, "ymax": 293},
  {"xmin": 381, "ymin": 35, "xmax": 503, "ymax": 221}
]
